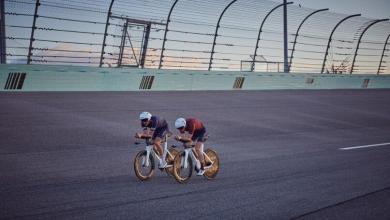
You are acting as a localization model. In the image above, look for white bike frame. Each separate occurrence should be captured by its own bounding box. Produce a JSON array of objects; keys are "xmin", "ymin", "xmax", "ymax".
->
[
  {"xmin": 142, "ymin": 135, "xmax": 174, "ymax": 168},
  {"xmin": 181, "ymin": 143, "xmax": 214, "ymax": 170}
]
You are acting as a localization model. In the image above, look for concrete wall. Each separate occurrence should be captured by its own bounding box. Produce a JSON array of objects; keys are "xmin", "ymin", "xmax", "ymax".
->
[{"xmin": 1, "ymin": 64, "xmax": 389, "ymax": 92}]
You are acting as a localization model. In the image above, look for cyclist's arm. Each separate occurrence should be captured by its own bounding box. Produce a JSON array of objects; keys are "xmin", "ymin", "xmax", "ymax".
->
[
  {"xmin": 144, "ymin": 127, "xmax": 153, "ymax": 137},
  {"xmin": 176, "ymin": 124, "xmax": 195, "ymax": 142},
  {"xmin": 136, "ymin": 128, "xmax": 152, "ymax": 138},
  {"xmin": 176, "ymin": 136, "xmax": 191, "ymax": 142},
  {"xmin": 140, "ymin": 118, "xmax": 156, "ymax": 139}
]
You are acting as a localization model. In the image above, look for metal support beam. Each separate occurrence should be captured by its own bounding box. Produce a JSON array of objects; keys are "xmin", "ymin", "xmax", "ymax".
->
[
  {"xmin": 0, "ymin": 0, "xmax": 6, "ymax": 64},
  {"xmin": 208, "ymin": 0, "xmax": 237, "ymax": 71},
  {"xmin": 321, "ymin": 14, "xmax": 361, "ymax": 74},
  {"xmin": 252, "ymin": 2, "xmax": 293, "ymax": 72},
  {"xmin": 140, "ymin": 23, "xmax": 151, "ymax": 69},
  {"xmin": 27, "ymin": 0, "xmax": 40, "ymax": 64},
  {"xmin": 350, "ymin": 18, "xmax": 389, "ymax": 74},
  {"xmin": 289, "ymin": 8, "xmax": 328, "ymax": 72},
  {"xmin": 158, "ymin": 0, "xmax": 179, "ymax": 69},
  {"xmin": 117, "ymin": 21, "xmax": 128, "ymax": 67},
  {"xmin": 99, "ymin": 0, "xmax": 115, "ymax": 67},
  {"xmin": 283, "ymin": 0, "xmax": 288, "ymax": 73},
  {"xmin": 111, "ymin": 16, "xmax": 158, "ymax": 68},
  {"xmin": 377, "ymin": 34, "xmax": 390, "ymax": 75},
  {"xmin": 125, "ymin": 28, "xmax": 139, "ymax": 66},
  {"xmin": 110, "ymin": 16, "xmax": 164, "ymax": 26}
]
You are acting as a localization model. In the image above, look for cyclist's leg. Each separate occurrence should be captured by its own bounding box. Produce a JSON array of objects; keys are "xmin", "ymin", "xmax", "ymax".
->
[
  {"xmin": 193, "ymin": 127, "xmax": 206, "ymax": 174},
  {"xmin": 152, "ymin": 126, "xmax": 166, "ymax": 156},
  {"xmin": 195, "ymin": 141, "xmax": 205, "ymax": 169},
  {"xmin": 153, "ymin": 137, "xmax": 163, "ymax": 157},
  {"xmin": 153, "ymin": 126, "xmax": 170, "ymax": 168},
  {"xmin": 154, "ymin": 137, "xmax": 168, "ymax": 168}
]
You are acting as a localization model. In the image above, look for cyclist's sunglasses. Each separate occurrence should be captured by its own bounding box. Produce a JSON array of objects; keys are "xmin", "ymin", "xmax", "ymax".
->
[
  {"xmin": 141, "ymin": 119, "xmax": 149, "ymax": 123},
  {"xmin": 177, "ymin": 126, "xmax": 184, "ymax": 130}
]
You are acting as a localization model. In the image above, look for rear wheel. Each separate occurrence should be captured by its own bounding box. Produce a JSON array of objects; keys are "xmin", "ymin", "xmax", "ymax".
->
[
  {"xmin": 134, "ymin": 150, "xmax": 155, "ymax": 181},
  {"xmin": 173, "ymin": 151, "xmax": 193, "ymax": 184},
  {"xmin": 203, "ymin": 148, "xmax": 219, "ymax": 180}
]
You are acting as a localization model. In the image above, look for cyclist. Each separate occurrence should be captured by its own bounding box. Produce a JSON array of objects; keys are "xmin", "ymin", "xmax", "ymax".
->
[
  {"xmin": 174, "ymin": 117, "xmax": 207, "ymax": 176},
  {"xmin": 135, "ymin": 112, "xmax": 169, "ymax": 168}
]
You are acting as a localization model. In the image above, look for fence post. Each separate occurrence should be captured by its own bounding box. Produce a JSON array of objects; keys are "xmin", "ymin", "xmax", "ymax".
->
[
  {"xmin": 208, "ymin": 0, "xmax": 237, "ymax": 71},
  {"xmin": 320, "ymin": 14, "xmax": 361, "ymax": 73},
  {"xmin": 350, "ymin": 18, "xmax": 389, "ymax": 74},
  {"xmin": 27, "ymin": 0, "xmax": 40, "ymax": 64},
  {"xmin": 252, "ymin": 2, "xmax": 293, "ymax": 72},
  {"xmin": 158, "ymin": 0, "xmax": 179, "ymax": 69},
  {"xmin": 377, "ymin": 34, "xmax": 390, "ymax": 75},
  {"xmin": 99, "ymin": 0, "xmax": 115, "ymax": 67},
  {"xmin": 289, "ymin": 8, "xmax": 328, "ymax": 72},
  {"xmin": 0, "ymin": 0, "xmax": 6, "ymax": 64}
]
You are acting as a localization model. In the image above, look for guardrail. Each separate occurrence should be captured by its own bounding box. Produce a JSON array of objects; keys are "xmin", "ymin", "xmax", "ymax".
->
[{"xmin": 1, "ymin": 64, "xmax": 390, "ymax": 92}]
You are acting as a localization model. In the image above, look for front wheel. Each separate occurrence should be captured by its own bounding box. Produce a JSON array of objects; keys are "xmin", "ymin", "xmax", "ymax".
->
[
  {"xmin": 203, "ymin": 148, "xmax": 220, "ymax": 180},
  {"xmin": 173, "ymin": 151, "xmax": 193, "ymax": 184},
  {"xmin": 134, "ymin": 150, "xmax": 155, "ymax": 181}
]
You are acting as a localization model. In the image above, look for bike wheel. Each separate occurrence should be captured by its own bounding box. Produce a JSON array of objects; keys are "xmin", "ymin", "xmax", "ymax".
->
[
  {"xmin": 173, "ymin": 151, "xmax": 193, "ymax": 184},
  {"xmin": 165, "ymin": 147, "xmax": 179, "ymax": 177},
  {"xmin": 134, "ymin": 150, "xmax": 155, "ymax": 181},
  {"xmin": 203, "ymin": 148, "xmax": 220, "ymax": 180}
]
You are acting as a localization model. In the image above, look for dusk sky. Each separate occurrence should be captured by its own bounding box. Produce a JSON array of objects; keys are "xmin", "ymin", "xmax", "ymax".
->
[{"xmin": 294, "ymin": 0, "xmax": 390, "ymax": 19}]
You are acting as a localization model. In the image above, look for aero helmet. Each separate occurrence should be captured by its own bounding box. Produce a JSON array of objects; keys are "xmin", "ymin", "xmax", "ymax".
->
[
  {"xmin": 139, "ymin": 112, "xmax": 152, "ymax": 120},
  {"xmin": 175, "ymin": 118, "xmax": 186, "ymax": 128}
]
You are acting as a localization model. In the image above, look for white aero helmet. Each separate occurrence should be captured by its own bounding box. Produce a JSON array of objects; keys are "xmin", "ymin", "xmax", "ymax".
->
[
  {"xmin": 139, "ymin": 112, "xmax": 152, "ymax": 120},
  {"xmin": 175, "ymin": 118, "xmax": 186, "ymax": 128}
]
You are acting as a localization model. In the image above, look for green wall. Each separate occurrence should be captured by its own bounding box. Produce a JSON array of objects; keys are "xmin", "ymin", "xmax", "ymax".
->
[{"xmin": 1, "ymin": 64, "xmax": 389, "ymax": 92}]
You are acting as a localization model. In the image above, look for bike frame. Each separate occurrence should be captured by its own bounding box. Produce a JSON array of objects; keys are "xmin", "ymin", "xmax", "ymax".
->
[
  {"xmin": 181, "ymin": 144, "xmax": 214, "ymax": 170},
  {"xmin": 142, "ymin": 135, "xmax": 174, "ymax": 168}
]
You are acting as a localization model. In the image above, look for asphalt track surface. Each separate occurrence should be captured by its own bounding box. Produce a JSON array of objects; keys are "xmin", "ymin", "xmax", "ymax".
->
[{"xmin": 1, "ymin": 89, "xmax": 390, "ymax": 220}]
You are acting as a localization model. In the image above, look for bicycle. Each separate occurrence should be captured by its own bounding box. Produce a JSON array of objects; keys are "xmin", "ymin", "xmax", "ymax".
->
[
  {"xmin": 172, "ymin": 137, "xmax": 220, "ymax": 184},
  {"xmin": 133, "ymin": 133, "xmax": 178, "ymax": 181}
]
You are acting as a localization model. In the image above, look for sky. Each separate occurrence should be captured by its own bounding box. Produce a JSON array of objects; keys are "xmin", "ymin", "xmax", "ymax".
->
[{"xmin": 294, "ymin": 0, "xmax": 390, "ymax": 19}]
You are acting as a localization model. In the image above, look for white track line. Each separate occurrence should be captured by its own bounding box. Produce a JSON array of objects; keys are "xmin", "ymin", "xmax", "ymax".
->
[{"xmin": 339, "ymin": 142, "xmax": 390, "ymax": 150}]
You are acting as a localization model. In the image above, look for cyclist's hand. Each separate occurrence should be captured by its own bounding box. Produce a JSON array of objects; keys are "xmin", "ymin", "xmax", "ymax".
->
[
  {"xmin": 174, "ymin": 135, "xmax": 181, "ymax": 141},
  {"xmin": 135, "ymin": 133, "xmax": 142, "ymax": 139}
]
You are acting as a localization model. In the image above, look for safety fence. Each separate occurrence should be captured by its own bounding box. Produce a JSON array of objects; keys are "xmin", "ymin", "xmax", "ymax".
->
[{"xmin": 2, "ymin": 0, "xmax": 390, "ymax": 74}]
